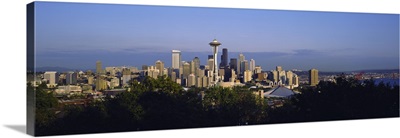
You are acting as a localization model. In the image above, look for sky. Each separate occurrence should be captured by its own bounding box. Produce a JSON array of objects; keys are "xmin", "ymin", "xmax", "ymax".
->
[{"xmin": 34, "ymin": 2, "xmax": 399, "ymax": 72}]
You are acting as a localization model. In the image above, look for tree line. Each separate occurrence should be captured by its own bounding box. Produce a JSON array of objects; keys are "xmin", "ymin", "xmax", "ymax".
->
[{"xmin": 31, "ymin": 76, "xmax": 399, "ymax": 136}]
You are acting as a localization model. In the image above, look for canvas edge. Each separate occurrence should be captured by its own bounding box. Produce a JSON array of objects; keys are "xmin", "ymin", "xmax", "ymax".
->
[{"xmin": 27, "ymin": 1, "xmax": 36, "ymax": 136}]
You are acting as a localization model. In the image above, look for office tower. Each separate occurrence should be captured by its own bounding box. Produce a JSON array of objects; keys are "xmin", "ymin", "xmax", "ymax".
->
[
  {"xmin": 272, "ymin": 70, "xmax": 278, "ymax": 83},
  {"xmin": 238, "ymin": 53, "xmax": 245, "ymax": 75},
  {"xmin": 254, "ymin": 66, "xmax": 262, "ymax": 74},
  {"xmin": 209, "ymin": 39, "xmax": 221, "ymax": 85},
  {"xmin": 293, "ymin": 75, "xmax": 299, "ymax": 86},
  {"xmin": 257, "ymin": 73, "xmax": 267, "ymax": 81},
  {"xmin": 172, "ymin": 50, "xmax": 181, "ymax": 69},
  {"xmin": 96, "ymin": 60, "xmax": 102, "ymax": 75},
  {"xmin": 230, "ymin": 69, "xmax": 237, "ymax": 82},
  {"xmin": 244, "ymin": 70, "xmax": 253, "ymax": 83},
  {"xmin": 87, "ymin": 76, "xmax": 94, "ymax": 85},
  {"xmin": 202, "ymin": 76, "xmax": 209, "ymax": 87},
  {"xmin": 223, "ymin": 67, "xmax": 231, "ymax": 82},
  {"xmin": 187, "ymin": 74, "xmax": 196, "ymax": 87},
  {"xmin": 95, "ymin": 76, "xmax": 107, "ymax": 91},
  {"xmin": 250, "ymin": 59, "xmax": 255, "ymax": 72},
  {"xmin": 122, "ymin": 68, "xmax": 131, "ymax": 86},
  {"xmin": 207, "ymin": 59, "xmax": 214, "ymax": 72},
  {"xmin": 66, "ymin": 71, "xmax": 77, "ymax": 85},
  {"xmin": 197, "ymin": 68, "xmax": 205, "ymax": 78},
  {"xmin": 182, "ymin": 62, "xmax": 190, "ymax": 79},
  {"xmin": 229, "ymin": 58, "xmax": 237, "ymax": 74},
  {"xmin": 196, "ymin": 77, "xmax": 203, "ymax": 88},
  {"xmin": 147, "ymin": 66, "xmax": 159, "ymax": 79},
  {"xmin": 44, "ymin": 71, "xmax": 57, "ymax": 86},
  {"xmin": 171, "ymin": 71, "xmax": 177, "ymax": 82},
  {"xmin": 219, "ymin": 68, "xmax": 225, "ymax": 81},
  {"xmin": 155, "ymin": 60, "xmax": 164, "ymax": 76},
  {"xmin": 220, "ymin": 48, "xmax": 228, "ymax": 67},
  {"xmin": 276, "ymin": 66, "xmax": 283, "ymax": 72},
  {"xmin": 190, "ymin": 61, "xmax": 196, "ymax": 74},
  {"xmin": 309, "ymin": 68, "xmax": 319, "ymax": 86},
  {"xmin": 208, "ymin": 55, "xmax": 213, "ymax": 60},
  {"xmin": 286, "ymin": 71, "xmax": 293, "ymax": 86},
  {"xmin": 110, "ymin": 77, "xmax": 120, "ymax": 89},
  {"xmin": 278, "ymin": 70, "xmax": 286, "ymax": 84},
  {"xmin": 240, "ymin": 60, "xmax": 249, "ymax": 75},
  {"xmin": 193, "ymin": 56, "xmax": 200, "ymax": 69}
]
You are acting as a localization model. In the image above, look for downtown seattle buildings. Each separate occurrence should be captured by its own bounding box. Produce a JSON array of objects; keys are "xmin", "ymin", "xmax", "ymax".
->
[{"xmin": 34, "ymin": 39, "xmax": 325, "ymax": 95}]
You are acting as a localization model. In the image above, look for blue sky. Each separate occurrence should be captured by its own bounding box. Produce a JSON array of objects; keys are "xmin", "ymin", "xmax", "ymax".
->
[{"xmin": 34, "ymin": 2, "xmax": 399, "ymax": 72}]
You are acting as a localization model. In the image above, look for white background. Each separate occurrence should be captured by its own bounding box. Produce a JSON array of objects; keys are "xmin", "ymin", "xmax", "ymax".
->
[{"xmin": 0, "ymin": 0, "xmax": 399, "ymax": 138}]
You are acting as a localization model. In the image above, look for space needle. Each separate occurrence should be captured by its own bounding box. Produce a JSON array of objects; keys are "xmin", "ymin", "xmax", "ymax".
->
[{"xmin": 209, "ymin": 39, "xmax": 221, "ymax": 86}]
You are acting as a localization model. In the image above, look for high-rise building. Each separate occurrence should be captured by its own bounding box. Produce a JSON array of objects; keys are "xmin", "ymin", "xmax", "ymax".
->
[
  {"xmin": 95, "ymin": 76, "xmax": 107, "ymax": 91},
  {"xmin": 229, "ymin": 58, "xmax": 237, "ymax": 74},
  {"xmin": 147, "ymin": 66, "xmax": 159, "ymax": 79},
  {"xmin": 182, "ymin": 62, "xmax": 191, "ymax": 79},
  {"xmin": 66, "ymin": 71, "xmax": 77, "ymax": 85},
  {"xmin": 171, "ymin": 71, "xmax": 177, "ymax": 82},
  {"xmin": 208, "ymin": 55, "xmax": 213, "ymax": 60},
  {"xmin": 276, "ymin": 66, "xmax": 283, "ymax": 72},
  {"xmin": 250, "ymin": 59, "xmax": 255, "ymax": 72},
  {"xmin": 44, "ymin": 71, "xmax": 57, "ymax": 86},
  {"xmin": 207, "ymin": 59, "xmax": 214, "ymax": 72},
  {"xmin": 309, "ymin": 68, "xmax": 319, "ymax": 86},
  {"xmin": 187, "ymin": 74, "xmax": 196, "ymax": 87},
  {"xmin": 286, "ymin": 71, "xmax": 293, "ymax": 86},
  {"xmin": 240, "ymin": 60, "xmax": 249, "ymax": 75},
  {"xmin": 238, "ymin": 53, "xmax": 245, "ymax": 75},
  {"xmin": 87, "ymin": 76, "xmax": 94, "ymax": 85},
  {"xmin": 272, "ymin": 70, "xmax": 278, "ymax": 83},
  {"xmin": 110, "ymin": 77, "xmax": 120, "ymax": 89},
  {"xmin": 155, "ymin": 60, "xmax": 164, "ymax": 77},
  {"xmin": 254, "ymin": 66, "xmax": 262, "ymax": 74},
  {"xmin": 122, "ymin": 68, "xmax": 132, "ymax": 86},
  {"xmin": 220, "ymin": 48, "xmax": 228, "ymax": 67},
  {"xmin": 244, "ymin": 70, "xmax": 253, "ymax": 83},
  {"xmin": 193, "ymin": 57, "xmax": 200, "ymax": 69},
  {"xmin": 190, "ymin": 61, "xmax": 196, "ymax": 74},
  {"xmin": 96, "ymin": 60, "xmax": 102, "ymax": 75},
  {"xmin": 172, "ymin": 50, "xmax": 181, "ymax": 69}
]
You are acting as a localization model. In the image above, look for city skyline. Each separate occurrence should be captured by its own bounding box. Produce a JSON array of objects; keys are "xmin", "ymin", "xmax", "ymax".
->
[{"xmin": 35, "ymin": 2, "xmax": 399, "ymax": 72}]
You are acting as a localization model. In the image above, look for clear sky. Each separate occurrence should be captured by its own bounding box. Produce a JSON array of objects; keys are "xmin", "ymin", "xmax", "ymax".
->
[{"xmin": 34, "ymin": 2, "xmax": 399, "ymax": 72}]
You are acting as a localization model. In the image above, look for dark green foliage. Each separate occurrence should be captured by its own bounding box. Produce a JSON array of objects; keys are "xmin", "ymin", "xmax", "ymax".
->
[
  {"xmin": 34, "ymin": 76, "xmax": 399, "ymax": 136},
  {"xmin": 267, "ymin": 77, "xmax": 399, "ymax": 123}
]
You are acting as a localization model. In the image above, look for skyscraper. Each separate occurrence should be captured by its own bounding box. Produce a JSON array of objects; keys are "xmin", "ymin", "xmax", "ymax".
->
[
  {"xmin": 155, "ymin": 60, "xmax": 164, "ymax": 76},
  {"xmin": 229, "ymin": 58, "xmax": 237, "ymax": 74},
  {"xmin": 250, "ymin": 59, "xmax": 255, "ymax": 72},
  {"xmin": 240, "ymin": 60, "xmax": 249, "ymax": 75},
  {"xmin": 309, "ymin": 68, "xmax": 319, "ymax": 86},
  {"xmin": 172, "ymin": 50, "xmax": 181, "ymax": 69},
  {"xmin": 96, "ymin": 60, "xmax": 102, "ymax": 75},
  {"xmin": 187, "ymin": 74, "xmax": 196, "ymax": 87},
  {"xmin": 220, "ymin": 48, "xmax": 228, "ymax": 67},
  {"xmin": 208, "ymin": 55, "xmax": 213, "ymax": 60},
  {"xmin": 238, "ymin": 53, "xmax": 245, "ymax": 75},
  {"xmin": 276, "ymin": 66, "xmax": 283, "ymax": 72},
  {"xmin": 193, "ymin": 57, "xmax": 200, "ymax": 69},
  {"xmin": 44, "ymin": 71, "xmax": 57, "ymax": 86},
  {"xmin": 182, "ymin": 62, "xmax": 190, "ymax": 79},
  {"xmin": 66, "ymin": 71, "xmax": 77, "ymax": 85}
]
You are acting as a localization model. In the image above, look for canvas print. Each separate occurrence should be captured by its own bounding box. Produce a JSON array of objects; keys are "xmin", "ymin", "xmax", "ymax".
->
[{"xmin": 26, "ymin": 1, "xmax": 399, "ymax": 136}]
